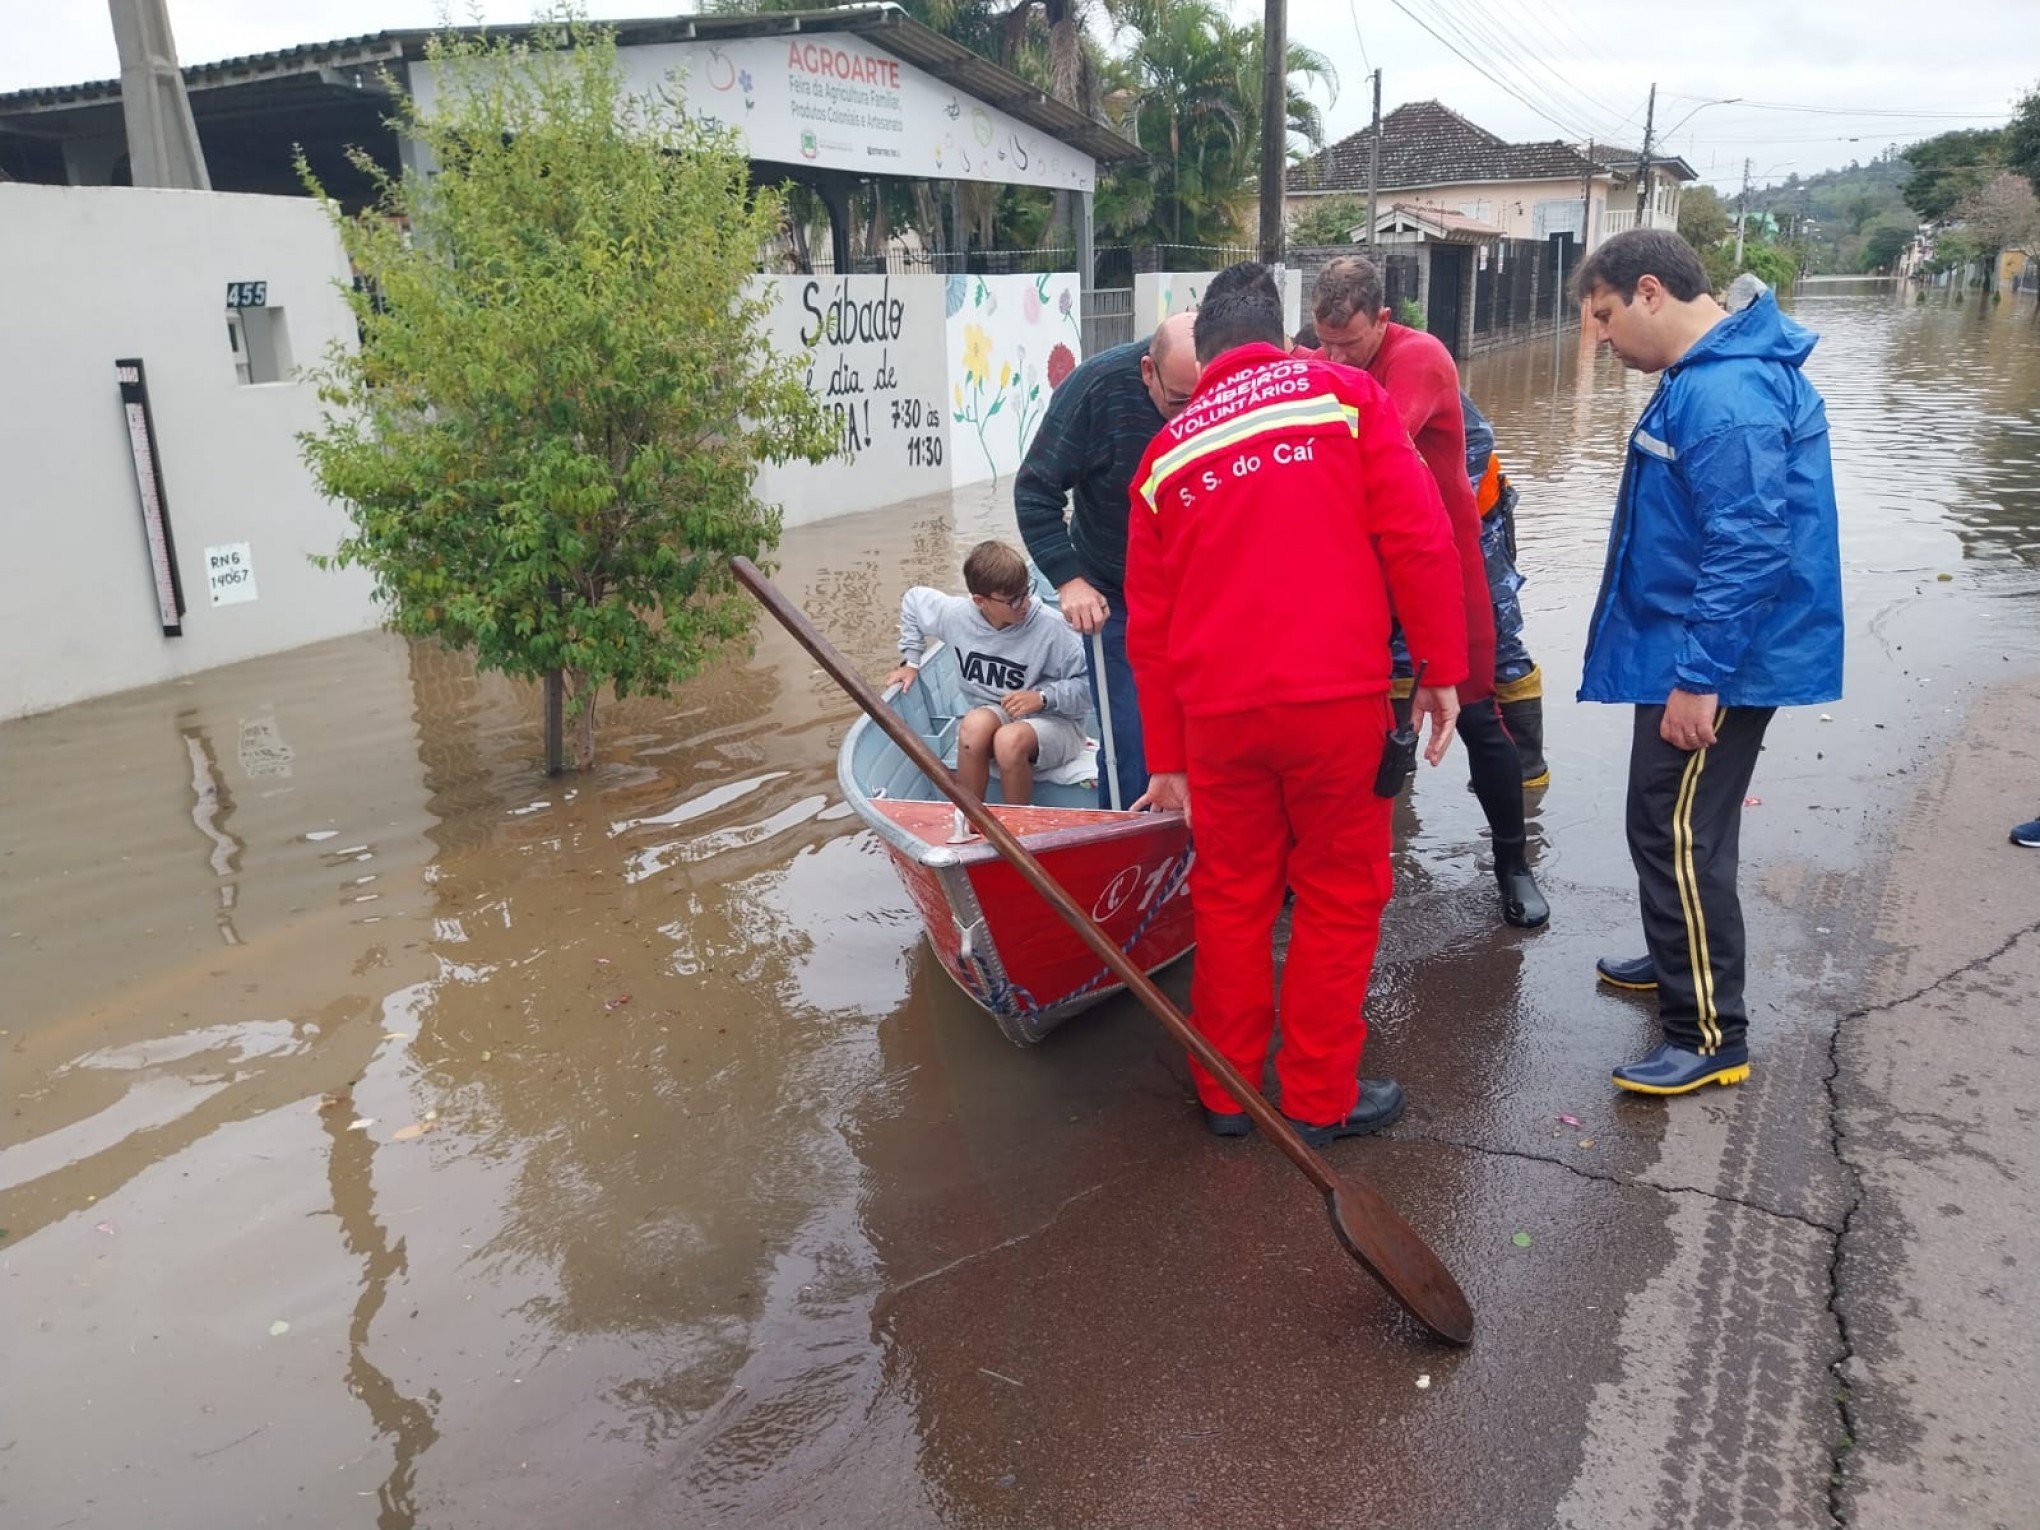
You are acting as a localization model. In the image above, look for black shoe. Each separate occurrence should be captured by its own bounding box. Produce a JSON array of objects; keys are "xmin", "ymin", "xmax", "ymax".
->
[
  {"xmin": 1595, "ymin": 953, "xmax": 1658, "ymax": 991},
  {"xmin": 1284, "ymin": 1078, "xmax": 1406, "ymax": 1146},
  {"xmin": 1203, "ymin": 1106, "xmax": 1252, "ymax": 1138},
  {"xmin": 1493, "ymin": 836, "xmax": 1550, "ymax": 928}
]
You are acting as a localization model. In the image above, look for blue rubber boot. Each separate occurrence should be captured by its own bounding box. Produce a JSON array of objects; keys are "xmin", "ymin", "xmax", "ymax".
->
[{"xmin": 1612, "ymin": 1042, "xmax": 1751, "ymax": 1096}]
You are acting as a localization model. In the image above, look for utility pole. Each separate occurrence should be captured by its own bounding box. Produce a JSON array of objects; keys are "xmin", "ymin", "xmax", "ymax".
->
[
  {"xmin": 1734, "ymin": 156, "xmax": 1751, "ymax": 265},
  {"xmin": 109, "ymin": 0, "xmax": 210, "ymax": 189},
  {"xmin": 1580, "ymin": 139, "xmax": 1596, "ymax": 250},
  {"xmin": 1365, "ymin": 68, "xmax": 1382, "ymax": 247},
  {"xmin": 1633, "ymin": 83, "xmax": 1656, "ymax": 222},
  {"xmin": 1258, "ymin": 0, "xmax": 1287, "ymax": 266}
]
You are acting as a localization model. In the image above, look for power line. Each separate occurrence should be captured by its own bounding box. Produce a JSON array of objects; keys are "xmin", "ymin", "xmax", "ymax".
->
[
  {"xmin": 1465, "ymin": 0, "xmax": 1637, "ymax": 131},
  {"xmin": 1665, "ymin": 92, "xmax": 2005, "ymax": 121},
  {"xmin": 1344, "ymin": 0, "xmax": 1371, "ymax": 75},
  {"xmin": 1425, "ymin": 0, "xmax": 1632, "ymax": 140},
  {"xmin": 1385, "ymin": 0, "xmax": 1598, "ymax": 141}
]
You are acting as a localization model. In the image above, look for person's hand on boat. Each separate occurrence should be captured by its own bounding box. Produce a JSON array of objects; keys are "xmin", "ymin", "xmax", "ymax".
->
[
  {"xmin": 1000, "ymin": 689, "xmax": 1045, "ymax": 718},
  {"xmin": 1413, "ymin": 685, "xmax": 1461, "ymax": 766},
  {"xmin": 885, "ymin": 663, "xmax": 920, "ymax": 691},
  {"xmin": 1131, "ymin": 772, "xmax": 1191, "ymax": 822},
  {"xmin": 1057, "ymin": 577, "xmax": 1110, "ymax": 634}
]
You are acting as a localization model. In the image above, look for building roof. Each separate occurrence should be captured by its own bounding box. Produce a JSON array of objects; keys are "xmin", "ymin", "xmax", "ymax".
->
[
  {"xmin": 1288, "ymin": 100, "xmax": 1694, "ymax": 194},
  {"xmin": 1593, "ymin": 145, "xmax": 1699, "ymax": 182},
  {"xmin": 1363, "ymin": 201, "xmax": 1507, "ymax": 240},
  {"xmin": 0, "ymin": 5, "xmax": 1142, "ymax": 166}
]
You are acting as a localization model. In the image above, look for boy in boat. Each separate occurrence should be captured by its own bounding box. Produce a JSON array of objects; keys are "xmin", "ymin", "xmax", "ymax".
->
[
  {"xmin": 888, "ymin": 540, "xmax": 1091, "ymax": 808},
  {"xmin": 1125, "ymin": 263, "xmax": 1468, "ymax": 1143}
]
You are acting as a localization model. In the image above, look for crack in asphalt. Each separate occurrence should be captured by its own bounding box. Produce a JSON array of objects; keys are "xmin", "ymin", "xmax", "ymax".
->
[
  {"xmin": 1825, "ymin": 919, "xmax": 2040, "ymax": 1523},
  {"xmin": 1825, "ymin": 989, "xmax": 1865, "ymax": 1527},
  {"xmin": 877, "ymin": 1176, "xmax": 1121, "ymax": 1309},
  {"xmin": 1845, "ymin": 916, "xmax": 2040, "ymax": 1019},
  {"xmin": 1396, "ymin": 1131, "xmax": 1844, "ymax": 1236}
]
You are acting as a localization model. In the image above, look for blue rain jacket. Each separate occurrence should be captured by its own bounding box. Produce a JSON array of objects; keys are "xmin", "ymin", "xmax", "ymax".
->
[{"xmin": 1580, "ymin": 292, "xmax": 1843, "ymax": 707}]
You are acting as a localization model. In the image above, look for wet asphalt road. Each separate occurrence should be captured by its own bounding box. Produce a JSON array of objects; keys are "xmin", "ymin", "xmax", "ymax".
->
[{"xmin": 4, "ymin": 290, "xmax": 2039, "ymax": 1528}]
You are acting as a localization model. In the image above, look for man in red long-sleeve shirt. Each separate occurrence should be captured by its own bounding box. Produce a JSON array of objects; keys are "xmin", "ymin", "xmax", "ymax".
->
[
  {"xmin": 1124, "ymin": 262, "xmax": 1468, "ymax": 1143},
  {"xmin": 1312, "ymin": 256, "xmax": 1550, "ymax": 929}
]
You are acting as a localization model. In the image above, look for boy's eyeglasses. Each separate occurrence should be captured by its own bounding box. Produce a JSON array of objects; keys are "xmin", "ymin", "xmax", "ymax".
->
[{"xmin": 980, "ymin": 591, "xmax": 1030, "ymax": 611}]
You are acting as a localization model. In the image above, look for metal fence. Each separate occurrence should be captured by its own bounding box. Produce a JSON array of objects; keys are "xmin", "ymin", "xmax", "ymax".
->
[
  {"xmin": 1083, "ymin": 287, "xmax": 1136, "ymax": 353},
  {"xmin": 1468, "ymin": 235, "xmax": 1580, "ymax": 354}
]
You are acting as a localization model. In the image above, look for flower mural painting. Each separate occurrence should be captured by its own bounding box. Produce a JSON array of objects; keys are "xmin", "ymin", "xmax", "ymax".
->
[
  {"xmin": 947, "ymin": 273, "xmax": 1083, "ymax": 485},
  {"xmin": 952, "ymin": 320, "xmax": 1007, "ymax": 479}
]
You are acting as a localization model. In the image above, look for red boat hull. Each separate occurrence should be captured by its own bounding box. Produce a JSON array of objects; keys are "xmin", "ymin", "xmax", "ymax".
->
[{"xmin": 871, "ymin": 802, "xmax": 1195, "ymax": 1045}]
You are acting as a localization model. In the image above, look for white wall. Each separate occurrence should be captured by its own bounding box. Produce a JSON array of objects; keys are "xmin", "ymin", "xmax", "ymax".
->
[
  {"xmin": 0, "ymin": 185, "xmax": 376, "ymax": 718},
  {"xmin": 751, "ymin": 273, "xmax": 952, "ymax": 522}
]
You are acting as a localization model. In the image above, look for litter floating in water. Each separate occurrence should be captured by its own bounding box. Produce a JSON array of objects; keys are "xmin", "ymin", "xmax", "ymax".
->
[
  {"xmin": 347, "ymin": 1117, "xmax": 374, "ymax": 1132},
  {"xmin": 1936, "ymin": 572, "xmax": 1953, "ymax": 582},
  {"xmin": 268, "ymin": 1320, "xmax": 291, "ymax": 1337},
  {"xmin": 391, "ymin": 1122, "xmax": 433, "ymax": 1142},
  {"xmin": 1743, "ymin": 796, "xmax": 1763, "ymax": 807},
  {"xmin": 1511, "ymin": 1231, "xmax": 1533, "ymax": 1249},
  {"xmin": 1819, "ymin": 714, "xmax": 1834, "ymax": 722}
]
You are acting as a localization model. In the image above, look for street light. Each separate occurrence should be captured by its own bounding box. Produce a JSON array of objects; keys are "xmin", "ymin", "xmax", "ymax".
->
[
  {"xmin": 1636, "ymin": 95, "xmax": 1741, "ymax": 223},
  {"xmin": 1660, "ymin": 95, "xmax": 1743, "ymax": 144}
]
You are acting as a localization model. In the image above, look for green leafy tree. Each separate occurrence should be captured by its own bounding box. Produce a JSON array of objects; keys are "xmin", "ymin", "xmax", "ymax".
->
[
  {"xmin": 2003, "ymin": 82, "xmax": 2040, "ymax": 193},
  {"xmin": 1100, "ymin": 0, "xmax": 1333, "ymax": 247},
  {"xmin": 1291, "ymin": 193, "xmax": 1368, "ymax": 246},
  {"xmin": 299, "ymin": 23, "xmax": 832, "ymax": 772},
  {"xmin": 1952, "ymin": 170, "xmax": 2040, "ymax": 293},
  {"xmin": 1677, "ymin": 184, "xmax": 1730, "ymax": 249},
  {"xmin": 1857, "ymin": 219, "xmax": 1913, "ymax": 272},
  {"xmin": 1901, "ymin": 128, "xmax": 2005, "ymax": 222}
]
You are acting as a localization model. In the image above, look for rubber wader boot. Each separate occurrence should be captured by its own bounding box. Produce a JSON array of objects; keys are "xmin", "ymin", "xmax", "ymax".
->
[
  {"xmin": 1494, "ymin": 667, "xmax": 1550, "ymax": 788},
  {"xmin": 1493, "ymin": 834, "xmax": 1550, "ymax": 928}
]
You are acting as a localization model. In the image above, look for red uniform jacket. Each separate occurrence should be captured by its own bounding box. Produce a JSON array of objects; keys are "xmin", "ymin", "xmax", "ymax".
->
[
  {"xmin": 1365, "ymin": 324, "xmax": 1499, "ymax": 702},
  {"xmin": 1124, "ymin": 342, "xmax": 1470, "ymax": 773}
]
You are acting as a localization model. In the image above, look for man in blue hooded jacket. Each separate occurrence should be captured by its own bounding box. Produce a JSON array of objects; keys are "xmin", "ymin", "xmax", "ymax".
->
[{"xmin": 1573, "ymin": 229, "xmax": 1843, "ymax": 1095}]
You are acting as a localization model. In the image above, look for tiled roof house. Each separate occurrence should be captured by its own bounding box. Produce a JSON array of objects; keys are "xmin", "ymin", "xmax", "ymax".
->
[{"xmin": 1287, "ymin": 100, "xmax": 1694, "ymax": 246}]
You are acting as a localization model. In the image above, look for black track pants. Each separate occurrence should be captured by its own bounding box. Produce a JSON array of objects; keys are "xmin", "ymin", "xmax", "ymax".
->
[{"xmin": 1626, "ymin": 704, "xmax": 1776, "ymax": 1055}]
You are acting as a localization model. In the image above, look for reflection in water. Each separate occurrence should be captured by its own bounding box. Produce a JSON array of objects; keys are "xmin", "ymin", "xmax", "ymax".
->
[
  {"xmin": 181, "ymin": 721, "xmax": 244, "ymax": 944},
  {"xmin": 2, "ymin": 303, "xmax": 2038, "ymax": 1527},
  {"xmin": 320, "ymin": 1096, "xmax": 442, "ymax": 1528}
]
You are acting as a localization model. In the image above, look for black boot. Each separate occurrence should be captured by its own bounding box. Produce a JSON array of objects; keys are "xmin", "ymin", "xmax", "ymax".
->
[
  {"xmin": 1493, "ymin": 834, "xmax": 1550, "ymax": 928},
  {"xmin": 1495, "ymin": 667, "xmax": 1550, "ymax": 788},
  {"xmin": 1461, "ymin": 698, "xmax": 1551, "ymax": 928}
]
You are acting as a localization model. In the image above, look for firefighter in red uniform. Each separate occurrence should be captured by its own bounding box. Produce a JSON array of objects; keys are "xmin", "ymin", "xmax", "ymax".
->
[
  {"xmin": 1124, "ymin": 263, "xmax": 1469, "ymax": 1143},
  {"xmin": 1312, "ymin": 256, "xmax": 1551, "ymax": 929}
]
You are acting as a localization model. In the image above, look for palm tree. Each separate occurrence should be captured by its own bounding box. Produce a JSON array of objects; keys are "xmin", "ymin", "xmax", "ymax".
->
[{"xmin": 1102, "ymin": 0, "xmax": 1335, "ymax": 248}]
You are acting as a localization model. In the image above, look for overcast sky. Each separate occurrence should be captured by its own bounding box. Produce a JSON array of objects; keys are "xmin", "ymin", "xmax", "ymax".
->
[{"xmin": 2, "ymin": 0, "xmax": 2029, "ymax": 191}]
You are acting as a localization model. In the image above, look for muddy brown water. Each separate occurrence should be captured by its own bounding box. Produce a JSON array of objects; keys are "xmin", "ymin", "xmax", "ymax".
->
[{"xmin": 5, "ymin": 292, "xmax": 2038, "ymax": 1528}]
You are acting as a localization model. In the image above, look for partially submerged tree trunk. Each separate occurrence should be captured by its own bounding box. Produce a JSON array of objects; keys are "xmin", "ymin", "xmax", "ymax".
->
[
  {"xmin": 544, "ymin": 669, "xmax": 566, "ymax": 776},
  {"xmin": 569, "ymin": 668, "xmax": 599, "ymax": 772}
]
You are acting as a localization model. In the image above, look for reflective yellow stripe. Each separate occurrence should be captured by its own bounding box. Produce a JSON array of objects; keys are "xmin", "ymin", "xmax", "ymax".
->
[
  {"xmin": 1672, "ymin": 725, "xmax": 1722, "ymax": 1053},
  {"xmin": 1137, "ymin": 396, "xmax": 1360, "ymax": 508}
]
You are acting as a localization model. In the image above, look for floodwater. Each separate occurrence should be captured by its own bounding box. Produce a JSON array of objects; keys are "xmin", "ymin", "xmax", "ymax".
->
[{"xmin": 5, "ymin": 291, "xmax": 2038, "ymax": 1528}]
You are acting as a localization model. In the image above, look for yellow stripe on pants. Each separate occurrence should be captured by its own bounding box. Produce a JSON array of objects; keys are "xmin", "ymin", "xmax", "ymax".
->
[{"xmin": 1671, "ymin": 734, "xmax": 1722, "ymax": 1053}]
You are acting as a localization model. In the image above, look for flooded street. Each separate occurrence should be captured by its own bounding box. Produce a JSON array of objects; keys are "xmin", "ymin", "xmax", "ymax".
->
[{"xmin": 6, "ymin": 291, "xmax": 2039, "ymax": 1527}]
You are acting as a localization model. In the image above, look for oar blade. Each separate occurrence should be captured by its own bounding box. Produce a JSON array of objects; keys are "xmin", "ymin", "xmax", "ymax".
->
[{"xmin": 1328, "ymin": 1179, "xmax": 1475, "ymax": 1347}]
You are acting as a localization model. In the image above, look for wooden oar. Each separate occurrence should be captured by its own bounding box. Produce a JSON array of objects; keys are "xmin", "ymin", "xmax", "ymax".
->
[{"xmin": 733, "ymin": 557, "xmax": 1474, "ymax": 1347}]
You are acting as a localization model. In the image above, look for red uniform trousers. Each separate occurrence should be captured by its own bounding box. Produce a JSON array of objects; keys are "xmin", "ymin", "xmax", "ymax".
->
[{"xmin": 1184, "ymin": 694, "xmax": 1394, "ymax": 1126}]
